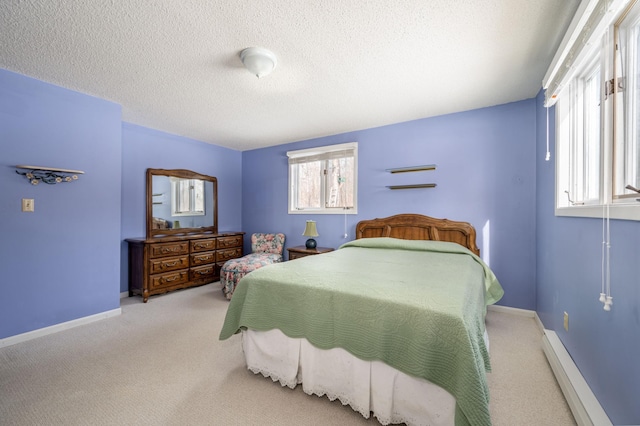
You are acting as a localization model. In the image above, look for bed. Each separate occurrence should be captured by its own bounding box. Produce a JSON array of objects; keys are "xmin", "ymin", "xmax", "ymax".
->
[{"xmin": 219, "ymin": 214, "xmax": 504, "ymax": 426}]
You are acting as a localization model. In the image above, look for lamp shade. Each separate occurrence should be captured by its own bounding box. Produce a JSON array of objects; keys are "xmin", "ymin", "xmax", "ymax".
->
[
  {"xmin": 302, "ymin": 220, "xmax": 318, "ymax": 237},
  {"xmin": 240, "ymin": 47, "xmax": 277, "ymax": 78}
]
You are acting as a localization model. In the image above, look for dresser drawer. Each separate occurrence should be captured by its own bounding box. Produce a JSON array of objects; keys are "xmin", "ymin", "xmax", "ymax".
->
[
  {"xmin": 191, "ymin": 251, "xmax": 215, "ymax": 266},
  {"xmin": 190, "ymin": 264, "xmax": 216, "ymax": 281},
  {"xmin": 150, "ymin": 270, "xmax": 189, "ymax": 290},
  {"xmin": 191, "ymin": 238, "xmax": 217, "ymax": 253},
  {"xmin": 217, "ymin": 247, "xmax": 242, "ymax": 262},
  {"xmin": 150, "ymin": 241, "xmax": 189, "ymax": 258},
  {"xmin": 287, "ymin": 246, "xmax": 334, "ymax": 261},
  {"xmin": 288, "ymin": 251, "xmax": 306, "ymax": 260},
  {"xmin": 149, "ymin": 256, "xmax": 189, "ymax": 274},
  {"xmin": 217, "ymin": 235, "xmax": 243, "ymax": 249}
]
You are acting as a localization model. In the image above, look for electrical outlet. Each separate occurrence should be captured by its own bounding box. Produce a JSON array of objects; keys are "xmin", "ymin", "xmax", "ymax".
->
[
  {"xmin": 563, "ymin": 311, "xmax": 569, "ymax": 331},
  {"xmin": 22, "ymin": 198, "xmax": 34, "ymax": 212}
]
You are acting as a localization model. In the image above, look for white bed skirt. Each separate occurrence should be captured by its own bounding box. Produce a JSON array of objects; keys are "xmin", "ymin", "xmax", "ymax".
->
[{"xmin": 242, "ymin": 328, "xmax": 491, "ymax": 426}]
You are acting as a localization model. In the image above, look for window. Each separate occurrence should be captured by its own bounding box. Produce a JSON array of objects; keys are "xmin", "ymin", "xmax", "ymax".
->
[
  {"xmin": 557, "ymin": 52, "xmax": 602, "ymax": 207},
  {"xmin": 616, "ymin": 7, "xmax": 640, "ymax": 200},
  {"xmin": 171, "ymin": 177, "xmax": 205, "ymax": 216},
  {"xmin": 548, "ymin": 0, "xmax": 640, "ymax": 220},
  {"xmin": 287, "ymin": 142, "xmax": 358, "ymax": 214},
  {"xmin": 556, "ymin": 53, "xmax": 602, "ymax": 207}
]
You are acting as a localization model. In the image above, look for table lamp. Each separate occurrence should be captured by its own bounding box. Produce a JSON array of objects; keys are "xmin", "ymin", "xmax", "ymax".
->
[{"xmin": 302, "ymin": 220, "xmax": 319, "ymax": 249}]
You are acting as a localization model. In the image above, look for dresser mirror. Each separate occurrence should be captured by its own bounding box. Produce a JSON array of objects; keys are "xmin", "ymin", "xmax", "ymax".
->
[{"xmin": 146, "ymin": 168, "xmax": 218, "ymax": 238}]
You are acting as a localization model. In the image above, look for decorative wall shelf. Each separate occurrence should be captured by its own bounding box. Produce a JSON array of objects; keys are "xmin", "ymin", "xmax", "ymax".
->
[
  {"xmin": 386, "ymin": 183, "xmax": 437, "ymax": 190},
  {"xmin": 152, "ymin": 193, "xmax": 164, "ymax": 204},
  {"xmin": 386, "ymin": 164, "xmax": 437, "ymax": 189},
  {"xmin": 385, "ymin": 164, "xmax": 436, "ymax": 173},
  {"xmin": 16, "ymin": 165, "xmax": 84, "ymax": 185}
]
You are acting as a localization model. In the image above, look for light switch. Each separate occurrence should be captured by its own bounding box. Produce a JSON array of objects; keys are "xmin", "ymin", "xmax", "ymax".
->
[{"xmin": 22, "ymin": 198, "xmax": 34, "ymax": 212}]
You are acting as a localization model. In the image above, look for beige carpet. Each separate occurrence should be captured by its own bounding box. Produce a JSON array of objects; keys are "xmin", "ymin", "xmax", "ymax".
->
[{"xmin": 0, "ymin": 282, "xmax": 575, "ymax": 425}]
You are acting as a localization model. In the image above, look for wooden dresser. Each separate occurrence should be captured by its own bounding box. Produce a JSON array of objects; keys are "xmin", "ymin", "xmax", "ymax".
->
[{"xmin": 126, "ymin": 232, "xmax": 244, "ymax": 302}]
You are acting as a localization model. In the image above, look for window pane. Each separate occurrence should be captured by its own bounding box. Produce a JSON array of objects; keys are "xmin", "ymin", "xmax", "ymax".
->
[
  {"xmin": 628, "ymin": 24, "xmax": 640, "ymax": 190},
  {"xmin": 178, "ymin": 179, "xmax": 190, "ymax": 213},
  {"xmin": 584, "ymin": 65, "xmax": 601, "ymax": 201},
  {"xmin": 556, "ymin": 89, "xmax": 572, "ymax": 207},
  {"xmin": 295, "ymin": 161, "xmax": 322, "ymax": 209},
  {"xmin": 193, "ymin": 180, "xmax": 204, "ymax": 213},
  {"xmin": 615, "ymin": 8, "xmax": 640, "ymax": 198},
  {"xmin": 326, "ymin": 157, "xmax": 354, "ymax": 208}
]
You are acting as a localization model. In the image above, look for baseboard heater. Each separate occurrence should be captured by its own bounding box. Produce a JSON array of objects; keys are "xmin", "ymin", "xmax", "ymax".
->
[{"xmin": 541, "ymin": 330, "xmax": 612, "ymax": 426}]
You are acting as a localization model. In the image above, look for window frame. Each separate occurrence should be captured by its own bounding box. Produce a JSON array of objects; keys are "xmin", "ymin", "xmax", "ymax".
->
[
  {"xmin": 287, "ymin": 142, "xmax": 358, "ymax": 215},
  {"xmin": 553, "ymin": 0, "xmax": 640, "ymax": 221},
  {"xmin": 614, "ymin": 4, "xmax": 640, "ymax": 201},
  {"xmin": 556, "ymin": 49, "xmax": 603, "ymax": 209},
  {"xmin": 170, "ymin": 177, "xmax": 205, "ymax": 217}
]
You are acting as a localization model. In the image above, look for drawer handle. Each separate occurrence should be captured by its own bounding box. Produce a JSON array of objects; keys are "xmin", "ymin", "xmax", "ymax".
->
[
  {"xmin": 195, "ymin": 269, "xmax": 211, "ymax": 275},
  {"xmin": 195, "ymin": 255, "xmax": 210, "ymax": 261},
  {"xmin": 164, "ymin": 260, "xmax": 179, "ymax": 267},
  {"xmin": 161, "ymin": 247, "xmax": 180, "ymax": 253},
  {"xmin": 163, "ymin": 275, "xmax": 179, "ymax": 283}
]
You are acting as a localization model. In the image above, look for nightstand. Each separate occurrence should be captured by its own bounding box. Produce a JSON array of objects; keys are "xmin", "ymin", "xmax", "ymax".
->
[{"xmin": 287, "ymin": 245, "xmax": 334, "ymax": 260}]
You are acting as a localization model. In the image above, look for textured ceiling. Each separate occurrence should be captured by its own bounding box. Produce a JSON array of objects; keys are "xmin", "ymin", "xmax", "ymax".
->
[{"xmin": 0, "ymin": 0, "xmax": 579, "ymax": 151}]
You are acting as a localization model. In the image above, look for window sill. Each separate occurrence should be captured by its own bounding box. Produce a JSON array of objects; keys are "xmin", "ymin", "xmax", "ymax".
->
[
  {"xmin": 555, "ymin": 203, "xmax": 640, "ymax": 221},
  {"xmin": 289, "ymin": 209, "xmax": 358, "ymax": 215}
]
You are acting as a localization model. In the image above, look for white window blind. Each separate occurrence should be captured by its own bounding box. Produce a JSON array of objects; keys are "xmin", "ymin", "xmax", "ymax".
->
[{"xmin": 544, "ymin": 0, "xmax": 631, "ymax": 107}]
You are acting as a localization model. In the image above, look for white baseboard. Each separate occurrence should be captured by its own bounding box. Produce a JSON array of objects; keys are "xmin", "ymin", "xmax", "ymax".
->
[
  {"xmin": 533, "ymin": 313, "xmax": 545, "ymax": 334},
  {"xmin": 487, "ymin": 304, "xmax": 545, "ymax": 334},
  {"xmin": 0, "ymin": 308, "xmax": 121, "ymax": 349},
  {"xmin": 542, "ymin": 330, "xmax": 612, "ymax": 426},
  {"xmin": 120, "ymin": 291, "xmax": 129, "ymax": 299},
  {"xmin": 487, "ymin": 304, "xmax": 535, "ymax": 317}
]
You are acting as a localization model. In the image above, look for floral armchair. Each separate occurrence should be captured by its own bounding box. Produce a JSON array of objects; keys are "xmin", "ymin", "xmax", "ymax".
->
[
  {"xmin": 221, "ymin": 233, "xmax": 285, "ymax": 300},
  {"xmin": 250, "ymin": 233, "xmax": 286, "ymax": 256}
]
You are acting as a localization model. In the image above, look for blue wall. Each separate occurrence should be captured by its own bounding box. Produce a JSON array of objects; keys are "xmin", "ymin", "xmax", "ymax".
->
[
  {"xmin": 120, "ymin": 123, "xmax": 243, "ymax": 292},
  {"xmin": 0, "ymin": 68, "xmax": 243, "ymax": 338},
  {"xmin": 242, "ymin": 99, "xmax": 537, "ymax": 309},
  {"xmin": 0, "ymin": 69, "xmax": 122, "ymax": 338},
  {"xmin": 535, "ymin": 91, "xmax": 640, "ymax": 424}
]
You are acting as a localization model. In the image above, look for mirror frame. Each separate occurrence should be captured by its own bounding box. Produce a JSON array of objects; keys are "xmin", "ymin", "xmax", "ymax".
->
[{"xmin": 146, "ymin": 168, "xmax": 218, "ymax": 238}]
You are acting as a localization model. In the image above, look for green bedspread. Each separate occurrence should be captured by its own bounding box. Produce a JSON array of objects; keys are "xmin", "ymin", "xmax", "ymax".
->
[{"xmin": 219, "ymin": 237, "xmax": 504, "ymax": 426}]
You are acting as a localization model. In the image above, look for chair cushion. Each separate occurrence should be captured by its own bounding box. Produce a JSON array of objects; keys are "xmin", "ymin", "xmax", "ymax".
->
[
  {"xmin": 251, "ymin": 233, "xmax": 285, "ymax": 255},
  {"xmin": 222, "ymin": 253, "xmax": 283, "ymax": 272},
  {"xmin": 221, "ymin": 253, "xmax": 283, "ymax": 300}
]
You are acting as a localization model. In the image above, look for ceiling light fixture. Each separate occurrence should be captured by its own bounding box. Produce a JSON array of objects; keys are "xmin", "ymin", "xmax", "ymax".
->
[{"xmin": 240, "ymin": 47, "xmax": 277, "ymax": 78}]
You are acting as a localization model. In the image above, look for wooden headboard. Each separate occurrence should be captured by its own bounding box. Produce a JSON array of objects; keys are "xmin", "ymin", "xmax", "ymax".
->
[{"xmin": 355, "ymin": 213, "xmax": 480, "ymax": 255}]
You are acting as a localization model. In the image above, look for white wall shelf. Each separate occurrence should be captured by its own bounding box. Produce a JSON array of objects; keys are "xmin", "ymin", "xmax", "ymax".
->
[{"xmin": 15, "ymin": 165, "xmax": 85, "ymax": 185}]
